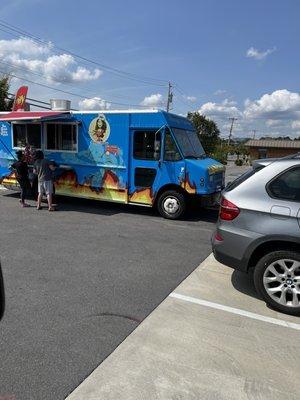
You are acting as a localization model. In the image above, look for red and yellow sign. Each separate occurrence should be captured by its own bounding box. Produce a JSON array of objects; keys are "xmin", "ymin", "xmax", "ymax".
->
[{"xmin": 12, "ymin": 86, "xmax": 28, "ymax": 111}]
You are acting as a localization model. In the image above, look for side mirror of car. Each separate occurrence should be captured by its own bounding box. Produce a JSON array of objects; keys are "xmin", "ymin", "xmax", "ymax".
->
[{"xmin": 0, "ymin": 263, "xmax": 5, "ymax": 321}]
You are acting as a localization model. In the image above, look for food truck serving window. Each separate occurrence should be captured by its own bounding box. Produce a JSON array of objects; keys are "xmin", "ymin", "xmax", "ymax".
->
[
  {"xmin": 46, "ymin": 123, "xmax": 77, "ymax": 152},
  {"xmin": 12, "ymin": 123, "xmax": 41, "ymax": 149}
]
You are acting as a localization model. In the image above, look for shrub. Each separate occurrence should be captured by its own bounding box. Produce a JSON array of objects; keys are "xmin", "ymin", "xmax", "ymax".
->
[{"xmin": 211, "ymin": 148, "xmax": 228, "ymax": 164}]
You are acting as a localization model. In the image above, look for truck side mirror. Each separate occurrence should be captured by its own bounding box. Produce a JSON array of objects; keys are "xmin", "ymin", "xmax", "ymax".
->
[{"xmin": 0, "ymin": 262, "xmax": 5, "ymax": 321}]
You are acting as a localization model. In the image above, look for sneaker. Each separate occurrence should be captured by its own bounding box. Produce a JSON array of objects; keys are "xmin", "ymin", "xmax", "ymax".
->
[
  {"xmin": 21, "ymin": 203, "xmax": 30, "ymax": 208},
  {"xmin": 36, "ymin": 206, "xmax": 42, "ymax": 210}
]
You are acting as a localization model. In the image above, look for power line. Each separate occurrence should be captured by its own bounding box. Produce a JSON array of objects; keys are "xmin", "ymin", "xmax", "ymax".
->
[
  {"xmin": 0, "ymin": 69, "xmax": 148, "ymax": 109},
  {"xmin": 0, "ymin": 59, "xmax": 149, "ymax": 104},
  {"xmin": 0, "ymin": 19, "xmax": 196, "ymax": 111},
  {"xmin": 173, "ymin": 84, "xmax": 186, "ymax": 96},
  {"xmin": 173, "ymin": 89, "xmax": 192, "ymax": 108},
  {"xmin": 7, "ymin": 93, "xmax": 79, "ymax": 111},
  {"xmin": 8, "ymin": 93, "xmax": 50, "ymax": 106},
  {"xmin": 0, "ymin": 61, "xmax": 151, "ymax": 107},
  {"xmin": 173, "ymin": 85, "xmax": 197, "ymax": 109},
  {"xmin": 7, "ymin": 94, "xmax": 50, "ymax": 110},
  {"xmin": 0, "ymin": 19, "xmax": 168, "ymax": 87}
]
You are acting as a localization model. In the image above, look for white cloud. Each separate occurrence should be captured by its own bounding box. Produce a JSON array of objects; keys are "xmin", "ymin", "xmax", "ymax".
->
[
  {"xmin": 184, "ymin": 95, "xmax": 197, "ymax": 103},
  {"xmin": 140, "ymin": 93, "xmax": 164, "ymax": 107},
  {"xmin": 198, "ymin": 98, "xmax": 240, "ymax": 118},
  {"xmin": 246, "ymin": 46, "xmax": 276, "ymax": 60},
  {"xmin": 0, "ymin": 37, "xmax": 102, "ymax": 84},
  {"xmin": 265, "ymin": 119, "xmax": 283, "ymax": 127},
  {"xmin": 78, "ymin": 97, "xmax": 111, "ymax": 110},
  {"xmin": 214, "ymin": 89, "xmax": 227, "ymax": 96},
  {"xmin": 0, "ymin": 37, "xmax": 50, "ymax": 56},
  {"xmin": 197, "ymin": 90, "xmax": 300, "ymax": 138},
  {"xmin": 244, "ymin": 89, "xmax": 300, "ymax": 120},
  {"xmin": 291, "ymin": 121, "xmax": 300, "ymax": 130}
]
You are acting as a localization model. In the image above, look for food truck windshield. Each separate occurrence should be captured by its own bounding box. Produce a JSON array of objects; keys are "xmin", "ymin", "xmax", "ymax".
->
[{"xmin": 172, "ymin": 128, "xmax": 206, "ymax": 159}]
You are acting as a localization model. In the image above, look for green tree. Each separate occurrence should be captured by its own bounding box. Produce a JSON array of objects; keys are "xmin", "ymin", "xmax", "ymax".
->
[
  {"xmin": 0, "ymin": 75, "xmax": 14, "ymax": 111},
  {"xmin": 187, "ymin": 112, "xmax": 220, "ymax": 154}
]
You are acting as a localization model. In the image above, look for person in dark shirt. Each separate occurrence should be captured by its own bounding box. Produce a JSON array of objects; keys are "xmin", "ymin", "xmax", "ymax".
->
[
  {"xmin": 33, "ymin": 150, "xmax": 55, "ymax": 211},
  {"xmin": 11, "ymin": 150, "xmax": 30, "ymax": 207}
]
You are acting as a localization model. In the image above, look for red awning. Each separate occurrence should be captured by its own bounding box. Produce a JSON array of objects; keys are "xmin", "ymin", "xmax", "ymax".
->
[{"xmin": 0, "ymin": 111, "xmax": 70, "ymax": 121}]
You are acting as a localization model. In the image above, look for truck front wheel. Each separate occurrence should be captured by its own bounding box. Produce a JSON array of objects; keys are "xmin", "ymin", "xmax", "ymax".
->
[{"xmin": 157, "ymin": 190, "xmax": 186, "ymax": 219}]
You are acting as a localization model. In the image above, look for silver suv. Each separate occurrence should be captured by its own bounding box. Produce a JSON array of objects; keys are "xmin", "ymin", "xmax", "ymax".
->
[{"xmin": 212, "ymin": 154, "xmax": 300, "ymax": 315}]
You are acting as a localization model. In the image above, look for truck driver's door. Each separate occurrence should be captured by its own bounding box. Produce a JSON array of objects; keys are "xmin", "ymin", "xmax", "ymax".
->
[{"xmin": 129, "ymin": 128, "xmax": 162, "ymax": 205}]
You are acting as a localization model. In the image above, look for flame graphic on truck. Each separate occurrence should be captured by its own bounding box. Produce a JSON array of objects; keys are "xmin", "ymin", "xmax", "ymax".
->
[
  {"xmin": 181, "ymin": 173, "xmax": 196, "ymax": 194},
  {"xmin": 129, "ymin": 188, "xmax": 153, "ymax": 205},
  {"xmin": 55, "ymin": 170, "xmax": 127, "ymax": 203}
]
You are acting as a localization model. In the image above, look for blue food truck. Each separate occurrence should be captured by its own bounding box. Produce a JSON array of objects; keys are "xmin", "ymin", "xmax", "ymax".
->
[{"xmin": 0, "ymin": 109, "xmax": 225, "ymax": 219}]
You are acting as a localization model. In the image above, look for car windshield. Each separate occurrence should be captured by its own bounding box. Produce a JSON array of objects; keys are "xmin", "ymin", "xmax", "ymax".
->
[{"xmin": 172, "ymin": 128, "xmax": 206, "ymax": 159}]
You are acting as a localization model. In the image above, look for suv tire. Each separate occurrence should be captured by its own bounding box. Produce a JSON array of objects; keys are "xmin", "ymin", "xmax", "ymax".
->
[
  {"xmin": 254, "ymin": 250, "xmax": 300, "ymax": 316},
  {"xmin": 157, "ymin": 190, "xmax": 186, "ymax": 219}
]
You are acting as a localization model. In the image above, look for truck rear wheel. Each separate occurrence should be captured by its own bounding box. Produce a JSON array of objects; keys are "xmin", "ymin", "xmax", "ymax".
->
[{"xmin": 157, "ymin": 190, "xmax": 186, "ymax": 219}]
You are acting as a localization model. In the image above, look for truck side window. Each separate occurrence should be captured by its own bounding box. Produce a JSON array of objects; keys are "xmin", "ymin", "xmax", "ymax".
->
[
  {"xmin": 164, "ymin": 129, "xmax": 181, "ymax": 161},
  {"xmin": 268, "ymin": 167, "xmax": 300, "ymax": 202},
  {"xmin": 46, "ymin": 123, "xmax": 78, "ymax": 152},
  {"xmin": 13, "ymin": 123, "xmax": 41, "ymax": 149},
  {"xmin": 134, "ymin": 130, "xmax": 161, "ymax": 160}
]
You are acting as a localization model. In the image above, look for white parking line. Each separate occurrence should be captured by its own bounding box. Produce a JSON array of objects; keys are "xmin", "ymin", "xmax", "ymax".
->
[{"xmin": 169, "ymin": 293, "xmax": 300, "ymax": 331}]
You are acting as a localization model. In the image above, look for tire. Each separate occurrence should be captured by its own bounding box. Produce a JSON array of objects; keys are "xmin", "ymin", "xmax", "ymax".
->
[
  {"xmin": 157, "ymin": 190, "xmax": 186, "ymax": 219},
  {"xmin": 254, "ymin": 250, "xmax": 300, "ymax": 316}
]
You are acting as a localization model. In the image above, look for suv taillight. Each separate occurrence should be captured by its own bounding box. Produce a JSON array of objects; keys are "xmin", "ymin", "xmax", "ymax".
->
[{"xmin": 219, "ymin": 197, "xmax": 240, "ymax": 221}]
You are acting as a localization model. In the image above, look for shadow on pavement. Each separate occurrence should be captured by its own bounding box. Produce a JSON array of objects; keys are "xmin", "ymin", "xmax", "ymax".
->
[
  {"xmin": 2, "ymin": 191, "xmax": 219, "ymax": 223},
  {"xmin": 231, "ymin": 269, "xmax": 262, "ymax": 301}
]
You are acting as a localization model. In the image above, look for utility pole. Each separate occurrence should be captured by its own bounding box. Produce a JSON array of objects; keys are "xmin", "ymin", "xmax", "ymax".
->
[
  {"xmin": 228, "ymin": 117, "xmax": 237, "ymax": 146},
  {"xmin": 166, "ymin": 82, "xmax": 173, "ymax": 112},
  {"xmin": 252, "ymin": 130, "xmax": 257, "ymax": 139}
]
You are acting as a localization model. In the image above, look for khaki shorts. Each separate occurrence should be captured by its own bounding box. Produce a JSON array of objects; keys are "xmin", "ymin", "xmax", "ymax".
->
[{"xmin": 38, "ymin": 180, "xmax": 53, "ymax": 195}]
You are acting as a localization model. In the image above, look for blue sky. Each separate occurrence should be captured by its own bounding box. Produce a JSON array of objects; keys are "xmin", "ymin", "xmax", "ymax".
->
[{"xmin": 1, "ymin": 0, "xmax": 299, "ymax": 138}]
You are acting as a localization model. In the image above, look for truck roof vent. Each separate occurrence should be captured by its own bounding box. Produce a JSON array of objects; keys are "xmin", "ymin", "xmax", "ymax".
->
[{"xmin": 50, "ymin": 99, "xmax": 71, "ymax": 111}]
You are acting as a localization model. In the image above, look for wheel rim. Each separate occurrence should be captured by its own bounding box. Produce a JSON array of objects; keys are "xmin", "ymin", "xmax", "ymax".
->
[
  {"xmin": 162, "ymin": 196, "xmax": 180, "ymax": 215},
  {"xmin": 263, "ymin": 259, "xmax": 300, "ymax": 308}
]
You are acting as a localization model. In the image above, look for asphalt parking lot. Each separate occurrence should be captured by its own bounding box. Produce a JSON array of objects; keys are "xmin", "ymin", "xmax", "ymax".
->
[
  {"xmin": 67, "ymin": 255, "xmax": 300, "ymax": 400},
  {"xmin": 2, "ymin": 163, "xmax": 296, "ymax": 400},
  {"xmin": 0, "ymin": 190, "xmax": 217, "ymax": 400}
]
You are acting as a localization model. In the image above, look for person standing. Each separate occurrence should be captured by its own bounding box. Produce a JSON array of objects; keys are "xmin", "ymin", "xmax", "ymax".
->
[
  {"xmin": 33, "ymin": 151, "xmax": 55, "ymax": 211},
  {"xmin": 11, "ymin": 150, "xmax": 30, "ymax": 207}
]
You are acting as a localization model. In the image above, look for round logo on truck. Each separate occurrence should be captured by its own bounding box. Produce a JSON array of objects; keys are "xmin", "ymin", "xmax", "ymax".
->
[{"xmin": 89, "ymin": 114, "xmax": 110, "ymax": 143}]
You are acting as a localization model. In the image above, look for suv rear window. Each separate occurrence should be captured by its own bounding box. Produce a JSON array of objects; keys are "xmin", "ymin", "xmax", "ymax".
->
[
  {"xmin": 225, "ymin": 167, "xmax": 263, "ymax": 192},
  {"xmin": 267, "ymin": 166, "xmax": 300, "ymax": 202}
]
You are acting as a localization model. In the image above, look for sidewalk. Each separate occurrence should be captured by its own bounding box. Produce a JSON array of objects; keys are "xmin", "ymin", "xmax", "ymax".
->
[{"xmin": 66, "ymin": 254, "xmax": 300, "ymax": 400}]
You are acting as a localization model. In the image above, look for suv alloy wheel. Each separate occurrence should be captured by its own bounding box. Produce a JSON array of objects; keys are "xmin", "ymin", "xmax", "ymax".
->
[{"xmin": 254, "ymin": 250, "xmax": 300, "ymax": 316}]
